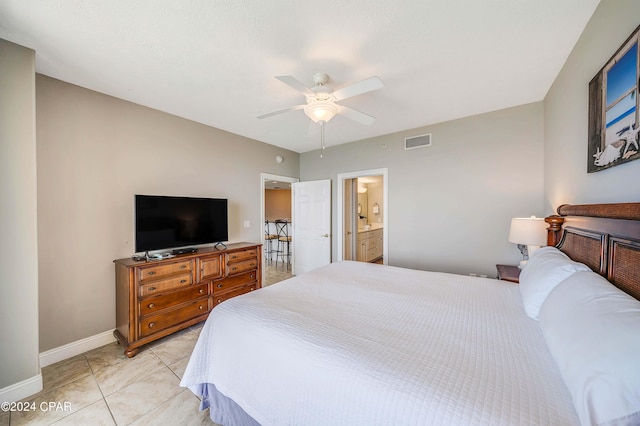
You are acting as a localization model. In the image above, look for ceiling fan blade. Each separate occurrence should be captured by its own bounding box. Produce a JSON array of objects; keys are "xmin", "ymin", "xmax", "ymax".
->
[
  {"xmin": 256, "ymin": 104, "xmax": 305, "ymax": 119},
  {"xmin": 275, "ymin": 75, "xmax": 315, "ymax": 96},
  {"xmin": 339, "ymin": 105, "xmax": 376, "ymax": 126},
  {"xmin": 332, "ymin": 76, "xmax": 384, "ymax": 101}
]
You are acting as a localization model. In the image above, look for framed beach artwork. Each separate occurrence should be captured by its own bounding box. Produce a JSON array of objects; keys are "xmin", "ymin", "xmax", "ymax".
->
[{"xmin": 588, "ymin": 25, "xmax": 640, "ymax": 173}]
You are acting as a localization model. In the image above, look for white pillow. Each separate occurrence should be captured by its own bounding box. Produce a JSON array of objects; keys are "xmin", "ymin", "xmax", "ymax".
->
[
  {"xmin": 518, "ymin": 246, "xmax": 591, "ymax": 319},
  {"xmin": 539, "ymin": 271, "xmax": 640, "ymax": 426}
]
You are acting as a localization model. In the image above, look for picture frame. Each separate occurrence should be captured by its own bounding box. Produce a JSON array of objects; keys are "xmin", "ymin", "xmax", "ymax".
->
[{"xmin": 588, "ymin": 25, "xmax": 640, "ymax": 173}]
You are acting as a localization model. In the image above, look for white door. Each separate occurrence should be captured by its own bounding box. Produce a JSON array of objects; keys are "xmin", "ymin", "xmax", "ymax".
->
[{"xmin": 293, "ymin": 179, "xmax": 331, "ymax": 275}]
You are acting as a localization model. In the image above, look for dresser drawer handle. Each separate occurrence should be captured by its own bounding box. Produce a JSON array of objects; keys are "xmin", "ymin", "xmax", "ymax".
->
[
  {"xmin": 148, "ymin": 286, "xmax": 156, "ymax": 291},
  {"xmin": 148, "ymin": 303, "xmax": 155, "ymax": 309},
  {"xmin": 180, "ymin": 279, "xmax": 187, "ymax": 284},
  {"xmin": 199, "ymin": 305, "xmax": 204, "ymax": 310},
  {"xmin": 148, "ymin": 271, "xmax": 156, "ymax": 276},
  {"xmin": 180, "ymin": 265, "xmax": 187, "ymax": 269},
  {"xmin": 199, "ymin": 288, "xmax": 204, "ymax": 294},
  {"xmin": 148, "ymin": 322, "xmax": 155, "ymax": 328},
  {"xmin": 250, "ymin": 274, "xmax": 255, "ymax": 279},
  {"xmin": 216, "ymin": 299, "xmax": 221, "ymax": 304},
  {"xmin": 231, "ymin": 255, "xmax": 238, "ymax": 259},
  {"xmin": 249, "ymin": 263, "xmax": 255, "ymax": 267},
  {"xmin": 216, "ymin": 283, "xmax": 222, "ymax": 289}
]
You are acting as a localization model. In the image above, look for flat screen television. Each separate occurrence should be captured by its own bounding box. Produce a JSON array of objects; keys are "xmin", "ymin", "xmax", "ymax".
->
[{"xmin": 135, "ymin": 195, "xmax": 228, "ymax": 253}]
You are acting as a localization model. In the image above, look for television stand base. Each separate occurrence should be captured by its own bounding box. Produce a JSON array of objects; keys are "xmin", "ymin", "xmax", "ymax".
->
[
  {"xmin": 214, "ymin": 242, "xmax": 227, "ymax": 250},
  {"xmin": 172, "ymin": 247, "xmax": 198, "ymax": 255}
]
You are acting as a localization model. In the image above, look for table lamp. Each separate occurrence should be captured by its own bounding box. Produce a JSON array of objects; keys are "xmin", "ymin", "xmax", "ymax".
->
[{"xmin": 508, "ymin": 216, "xmax": 548, "ymax": 268}]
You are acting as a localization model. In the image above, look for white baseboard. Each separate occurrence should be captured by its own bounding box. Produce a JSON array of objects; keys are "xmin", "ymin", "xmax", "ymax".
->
[
  {"xmin": 0, "ymin": 331, "xmax": 115, "ymax": 403},
  {"xmin": 39, "ymin": 330, "xmax": 116, "ymax": 368},
  {"xmin": 0, "ymin": 373, "xmax": 42, "ymax": 403}
]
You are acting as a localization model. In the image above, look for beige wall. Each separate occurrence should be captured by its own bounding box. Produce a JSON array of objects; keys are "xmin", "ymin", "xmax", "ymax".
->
[
  {"xmin": 301, "ymin": 103, "xmax": 544, "ymax": 277},
  {"xmin": 36, "ymin": 75, "xmax": 299, "ymax": 351},
  {"xmin": 265, "ymin": 189, "xmax": 292, "ymax": 221},
  {"xmin": 0, "ymin": 40, "xmax": 40, "ymax": 391},
  {"xmin": 544, "ymin": 0, "xmax": 640, "ymax": 210}
]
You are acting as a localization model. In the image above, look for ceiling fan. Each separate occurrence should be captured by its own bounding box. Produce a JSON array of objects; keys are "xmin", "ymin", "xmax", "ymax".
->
[{"xmin": 257, "ymin": 72, "xmax": 384, "ymax": 126}]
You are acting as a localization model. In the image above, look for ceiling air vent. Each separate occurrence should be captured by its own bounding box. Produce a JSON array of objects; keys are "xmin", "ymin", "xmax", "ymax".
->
[{"xmin": 404, "ymin": 133, "xmax": 432, "ymax": 150}]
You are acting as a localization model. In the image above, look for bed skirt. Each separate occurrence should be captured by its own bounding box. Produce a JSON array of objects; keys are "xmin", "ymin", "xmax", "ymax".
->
[{"xmin": 197, "ymin": 382, "xmax": 260, "ymax": 426}]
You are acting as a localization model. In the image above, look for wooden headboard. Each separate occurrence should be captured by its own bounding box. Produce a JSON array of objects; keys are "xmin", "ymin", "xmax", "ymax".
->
[{"xmin": 545, "ymin": 202, "xmax": 640, "ymax": 300}]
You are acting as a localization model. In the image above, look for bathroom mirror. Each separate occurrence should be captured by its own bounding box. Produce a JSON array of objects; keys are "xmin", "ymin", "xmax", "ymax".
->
[{"xmin": 357, "ymin": 191, "xmax": 368, "ymax": 220}]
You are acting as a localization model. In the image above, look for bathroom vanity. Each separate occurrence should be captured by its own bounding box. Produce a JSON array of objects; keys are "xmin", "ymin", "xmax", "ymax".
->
[{"xmin": 356, "ymin": 226, "xmax": 383, "ymax": 262}]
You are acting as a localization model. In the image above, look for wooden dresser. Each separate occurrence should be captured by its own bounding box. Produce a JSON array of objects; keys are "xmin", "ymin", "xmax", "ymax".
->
[{"xmin": 113, "ymin": 242, "xmax": 261, "ymax": 357}]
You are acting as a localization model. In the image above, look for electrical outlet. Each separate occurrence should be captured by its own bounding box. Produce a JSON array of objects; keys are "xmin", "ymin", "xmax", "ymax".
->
[{"xmin": 243, "ymin": 220, "xmax": 250, "ymax": 228}]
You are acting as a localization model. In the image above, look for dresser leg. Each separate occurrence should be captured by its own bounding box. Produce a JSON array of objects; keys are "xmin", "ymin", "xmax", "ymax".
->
[
  {"xmin": 124, "ymin": 347, "xmax": 140, "ymax": 358},
  {"xmin": 113, "ymin": 330, "xmax": 139, "ymax": 357}
]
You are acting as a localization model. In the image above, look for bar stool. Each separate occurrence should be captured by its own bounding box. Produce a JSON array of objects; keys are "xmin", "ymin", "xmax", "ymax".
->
[
  {"xmin": 264, "ymin": 220, "xmax": 278, "ymax": 264},
  {"xmin": 275, "ymin": 220, "xmax": 292, "ymax": 269}
]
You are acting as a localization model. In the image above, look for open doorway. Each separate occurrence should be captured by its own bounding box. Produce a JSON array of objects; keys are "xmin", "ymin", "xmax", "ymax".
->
[
  {"xmin": 260, "ymin": 173, "xmax": 298, "ymax": 286},
  {"xmin": 337, "ymin": 169, "xmax": 388, "ymax": 264}
]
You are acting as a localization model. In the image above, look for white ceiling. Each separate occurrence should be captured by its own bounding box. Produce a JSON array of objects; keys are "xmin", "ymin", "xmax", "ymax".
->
[{"xmin": 0, "ymin": 0, "xmax": 600, "ymax": 153}]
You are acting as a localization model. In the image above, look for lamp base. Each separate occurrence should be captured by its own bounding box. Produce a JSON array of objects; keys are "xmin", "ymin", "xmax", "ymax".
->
[{"xmin": 518, "ymin": 245, "xmax": 542, "ymax": 269}]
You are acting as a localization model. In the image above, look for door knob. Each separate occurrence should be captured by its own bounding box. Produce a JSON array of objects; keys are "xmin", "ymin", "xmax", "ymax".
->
[{"xmin": 321, "ymin": 234, "xmax": 329, "ymax": 237}]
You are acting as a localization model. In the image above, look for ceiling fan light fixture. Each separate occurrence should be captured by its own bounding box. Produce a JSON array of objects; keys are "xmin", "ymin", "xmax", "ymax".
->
[{"xmin": 304, "ymin": 101, "xmax": 338, "ymax": 123}]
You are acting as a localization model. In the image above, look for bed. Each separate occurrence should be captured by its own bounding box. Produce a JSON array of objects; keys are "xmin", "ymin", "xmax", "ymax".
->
[{"xmin": 180, "ymin": 203, "xmax": 640, "ymax": 426}]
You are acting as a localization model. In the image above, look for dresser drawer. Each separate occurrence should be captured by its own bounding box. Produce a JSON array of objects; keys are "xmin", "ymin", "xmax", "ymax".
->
[
  {"xmin": 139, "ymin": 283, "xmax": 208, "ymax": 317},
  {"xmin": 137, "ymin": 260, "xmax": 193, "ymax": 282},
  {"xmin": 139, "ymin": 273, "xmax": 193, "ymax": 297},
  {"xmin": 213, "ymin": 284, "xmax": 257, "ymax": 307},
  {"xmin": 369, "ymin": 245, "xmax": 382, "ymax": 260},
  {"xmin": 139, "ymin": 298, "xmax": 209, "ymax": 338},
  {"xmin": 213, "ymin": 270, "xmax": 257, "ymax": 293},
  {"xmin": 197, "ymin": 254, "xmax": 223, "ymax": 281},
  {"xmin": 226, "ymin": 258, "xmax": 258, "ymax": 276},
  {"xmin": 226, "ymin": 248, "xmax": 258, "ymax": 263},
  {"xmin": 369, "ymin": 229, "xmax": 383, "ymax": 239}
]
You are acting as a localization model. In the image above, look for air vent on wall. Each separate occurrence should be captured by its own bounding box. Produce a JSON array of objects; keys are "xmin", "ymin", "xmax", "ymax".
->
[{"xmin": 404, "ymin": 133, "xmax": 432, "ymax": 150}]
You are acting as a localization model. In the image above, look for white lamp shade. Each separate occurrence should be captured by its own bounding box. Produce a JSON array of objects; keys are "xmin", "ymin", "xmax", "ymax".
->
[{"xmin": 508, "ymin": 217, "xmax": 548, "ymax": 246}]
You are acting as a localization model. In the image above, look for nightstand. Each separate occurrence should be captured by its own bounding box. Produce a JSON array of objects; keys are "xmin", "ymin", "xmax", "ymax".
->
[{"xmin": 496, "ymin": 264, "xmax": 521, "ymax": 283}]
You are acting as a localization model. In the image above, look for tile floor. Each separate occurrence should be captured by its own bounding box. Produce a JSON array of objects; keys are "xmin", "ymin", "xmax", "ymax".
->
[
  {"xmin": 3, "ymin": 262, "xmax": 293, "ymax": 426},
  {"xmin": 263, "ymin": 258, "xmax": 293, "ymax": 286},
  {"xmin": 5, "ymin": 324, "xmax": 211, "ymax": 426}
]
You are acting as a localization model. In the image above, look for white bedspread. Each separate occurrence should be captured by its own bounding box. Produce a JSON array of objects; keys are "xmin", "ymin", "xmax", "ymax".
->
[{"xmin": 181, "ymin": 261, "xmax": 579, "ymax": 425}]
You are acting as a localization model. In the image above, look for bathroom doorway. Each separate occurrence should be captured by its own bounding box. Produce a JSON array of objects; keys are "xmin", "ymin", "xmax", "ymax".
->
[{"xmin": 337, "ymin": 169, "xmax": 388, "ymax": 264}]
